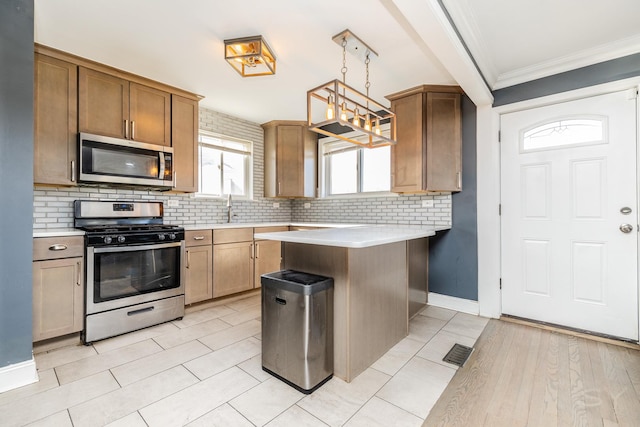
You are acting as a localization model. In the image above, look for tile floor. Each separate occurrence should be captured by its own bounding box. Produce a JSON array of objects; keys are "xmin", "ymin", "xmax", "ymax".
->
[{"xmin": 0, "ymin": 294, "xmax": 489, "ymax": 427}]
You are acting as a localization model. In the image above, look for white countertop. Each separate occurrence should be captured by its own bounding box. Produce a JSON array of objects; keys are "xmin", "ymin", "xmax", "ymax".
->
[
  {"xmin": 183, "ymin": 222, "xmax": 361, "ymax": 230},
  {"xmin": 33, "ymin": 229, "xmax": 85, "ymax": 238},
  {"xmin": 34, "ymin": 223, "xmax": 449, "ymax": 239},
  {"xmin": 254, "ymin": 225, "xmax": 437, "ymax": 248}
]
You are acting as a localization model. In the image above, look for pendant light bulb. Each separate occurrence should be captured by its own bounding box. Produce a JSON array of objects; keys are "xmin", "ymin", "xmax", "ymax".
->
[
  {"xmin": 364, "ymin": 114, "xmax": 371, "ymax": 132},
  {"xmin": 326, "ymin": 95, "xmax": 335, "ymax": 120},
  {"xmin": 340, "ymin": 102, "xmax": 348, "ymax": 121},
  {"xmin": 352, "ymin": 108, "xmax": 360, "ymax": 127},
  {"xmin": 374, "ymin": 117, "xmax": 381, "ymax": 135}
]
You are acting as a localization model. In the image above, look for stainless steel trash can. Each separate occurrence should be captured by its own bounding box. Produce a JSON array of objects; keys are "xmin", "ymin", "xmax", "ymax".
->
[{"xmin": 261, "ymin": 269, "xmax": 333, "ymax": 394}]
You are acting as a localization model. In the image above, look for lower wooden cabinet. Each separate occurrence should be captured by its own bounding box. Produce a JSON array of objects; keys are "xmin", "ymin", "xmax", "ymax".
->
[
  {"xmin": 253, "ymin": 240, "xmax": 282, "ymax": 288},
  {"xmin": 184, "ymin": 230, "xmax": 213, "ymax": 304},
  {"xmin": 32, "ymin": 236, "xmax": 84, "ymax": 342},
  {"xmin": 213, "ymin": 241, "xmax": 254, "ymax": 298},
  {"xmin": 253, "ymin": 226, "xmax": 286, "ymax": 288},
  {"xmin": 185, "ymin": 226, "xmax": 286, "ymax": 301}
]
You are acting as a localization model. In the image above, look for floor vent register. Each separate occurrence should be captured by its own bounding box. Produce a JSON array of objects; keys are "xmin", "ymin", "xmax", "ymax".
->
[{"xmin": 443, "ymin": 343, "xmax": 474, "ymax": 367}]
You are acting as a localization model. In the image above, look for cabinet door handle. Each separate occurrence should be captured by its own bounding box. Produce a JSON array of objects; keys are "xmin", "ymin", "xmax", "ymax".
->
[
  {"xmin": 193, "ymin": 236, "xmax": 205, "ymax": 241},
  {"xmin": 70, "ymin": 160, "xmax": 76, "ymax": 182},
  {"xmin": 124, "ymin": 119, "xmax": 129, "ymax": 139},
  {"xmin": 457, "ymin": 172, "xmax": 462, "ymax": 189},
  {"xmin": 250, "ymin": 243, "xmax": 254, "ymax": 259},
  {"xmin": 76, "ymin": 261, "xmax": 81, "ymax": 286},
  {"xmin": 131, "ymin": 120, "xmax": 136, "ymax": 140},
  {"xmin": 186, "ymin": 251, "xmax": 190, "ymax": 269},
  {"xmin": 278, "ymin": 182, "xmax": 281, "ymax": 195},
  {"xmin": 255, "ymin": 243, "xmax": 260, "ymax": 259},
  {"xmin": 49, "ymin": 244, "xmax": 67, "ymax": 251}
]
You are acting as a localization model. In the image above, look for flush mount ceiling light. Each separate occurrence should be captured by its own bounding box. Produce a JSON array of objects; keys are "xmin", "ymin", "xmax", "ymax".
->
[
  {"xmin": 224, "ymin": 35, "xmax": 276, "ymax": 77},
  {"xmin": 307, "ymin": 29, "xmax": 396, "ymax": 148}
]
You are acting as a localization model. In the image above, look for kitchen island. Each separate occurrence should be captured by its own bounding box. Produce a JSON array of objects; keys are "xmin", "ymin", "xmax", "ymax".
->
[{"xmin": 254, "ymin": 225, "xmax": 436, "ymax": 382}]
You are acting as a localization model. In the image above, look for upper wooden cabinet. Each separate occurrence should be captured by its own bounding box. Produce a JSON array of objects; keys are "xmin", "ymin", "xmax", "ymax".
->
[
  {"xmin": 34, "ymin": 53, "xmax": 78, "ymax": 186},
  {"xmin": 262, "ymin": 120, "xmax": 317, "ymax": 198},
  {"xmin": 79, "ymin": 67, "xmax": 171, "ymax": 146},
  {"xmin": 386, "ymin": 85, "xmax": 463, "ymax": 193},
  {"xmin": 34, "ymin": 44, "xmax": 201, "ymax": 189},
  {"xmin": 172, "ymin": 95, "xmax": 199, "ymax": 192}
]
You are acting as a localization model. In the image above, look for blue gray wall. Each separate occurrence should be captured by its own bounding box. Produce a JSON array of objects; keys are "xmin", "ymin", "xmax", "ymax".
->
[
  {"xmin": 493, "ymin": 52, "xmax": 640, "ymax": 106},
  {"xmin": 0, "ymin": 0, "xmax": 34, "ymax": 368},
  {"xmin": 428, "ymin": 95, "xmax": 478, "ymax": 300}
]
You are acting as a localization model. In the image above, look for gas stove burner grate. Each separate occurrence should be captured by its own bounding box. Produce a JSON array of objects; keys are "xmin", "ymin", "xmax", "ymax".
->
[{"xmin": 80, "ymin": 224, "xmax": 182, "ymax": 234}]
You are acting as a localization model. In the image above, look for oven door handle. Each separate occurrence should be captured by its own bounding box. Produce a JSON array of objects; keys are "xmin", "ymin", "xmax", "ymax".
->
[{"xmin": 91, "ymin": 241, "xmax": 183, "ymax": 253}]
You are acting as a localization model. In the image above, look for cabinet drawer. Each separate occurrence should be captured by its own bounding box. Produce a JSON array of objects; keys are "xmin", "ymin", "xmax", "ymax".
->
[
  {"xmin": 33, "ymin": 236, "xmax": 84, "ymax": 261},
  {"xmin": 254, "ymin": 226, "xmax": 289, "ymax": 236},
  {"xmin": 185, "ymin": 229, "xmax": 213, "ymax": 247},
  {"xmin": 213, "ymin": 228, "xmax": 253, "ymax": 244}
]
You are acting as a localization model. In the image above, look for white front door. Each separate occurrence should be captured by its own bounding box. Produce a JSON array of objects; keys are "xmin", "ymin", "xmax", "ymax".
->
[{"xmin": 500, "ymin": 89, "xmax": 639, "ymax": 341}]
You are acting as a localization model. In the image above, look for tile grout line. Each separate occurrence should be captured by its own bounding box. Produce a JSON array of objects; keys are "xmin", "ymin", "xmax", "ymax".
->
[{"xmin": 344, "ymin": 313, "xmax": 457, "ymax": 426}]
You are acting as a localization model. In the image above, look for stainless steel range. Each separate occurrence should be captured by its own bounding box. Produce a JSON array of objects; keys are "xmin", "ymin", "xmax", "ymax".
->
[{"xmin": 74, "ymin": 200, "xmax": 185, "ymax": 344}]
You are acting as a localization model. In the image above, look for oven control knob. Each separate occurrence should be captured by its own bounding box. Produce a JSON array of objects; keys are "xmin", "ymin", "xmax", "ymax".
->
[
  {"xmin": 117, "ymin": 235, "xmax": 126, "ymax": 244},
  {"xmin": 103, "ymin": 236, "xmax": 113, "ymax": 244},
  {"xmin": 158, "ymin": 234, "xmax": 166, "ymax": 241},
  {"xmin": 168, "ymin": 233, "xmax": 176, "ymax": 240}
]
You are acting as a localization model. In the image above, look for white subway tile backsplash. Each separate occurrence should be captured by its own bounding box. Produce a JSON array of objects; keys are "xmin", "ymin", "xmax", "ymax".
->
[{"xmin": 34, "ymin": 107, "xmax": 451, "ymax": 228}]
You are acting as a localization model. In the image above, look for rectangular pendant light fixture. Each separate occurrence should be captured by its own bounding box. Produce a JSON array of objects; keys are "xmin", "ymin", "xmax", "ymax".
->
[{"xmin": 307, "ymin": 29, "xmax": 396, "ymax": 148}]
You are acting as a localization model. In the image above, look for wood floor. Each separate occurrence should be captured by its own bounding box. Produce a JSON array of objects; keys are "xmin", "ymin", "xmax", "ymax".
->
[{"xmin": 423, "ymin": 319, "xmax": 640, "ymax": 427}]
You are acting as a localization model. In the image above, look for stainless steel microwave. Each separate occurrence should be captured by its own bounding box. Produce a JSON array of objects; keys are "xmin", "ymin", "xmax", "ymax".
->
[{"xmin": 79, "ymin": 133, "xmax": 173, "ymax": 190}]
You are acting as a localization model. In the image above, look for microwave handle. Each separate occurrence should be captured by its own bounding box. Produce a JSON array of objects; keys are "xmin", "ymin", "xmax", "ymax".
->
[{"xmin": 159, "ymin": 152, "xmax": 166, "ymax": 179}]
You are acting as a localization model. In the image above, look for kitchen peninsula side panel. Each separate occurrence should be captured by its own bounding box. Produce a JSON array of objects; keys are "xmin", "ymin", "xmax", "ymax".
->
[{"xmin": 283, "ymin": 241, "xmax": 408, "ymax": 382}]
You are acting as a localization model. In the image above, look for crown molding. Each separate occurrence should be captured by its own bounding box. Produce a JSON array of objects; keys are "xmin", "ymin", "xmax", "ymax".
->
[{"xmin": 493, "ymin": 34, "xmax": 640, "ymax": 89}]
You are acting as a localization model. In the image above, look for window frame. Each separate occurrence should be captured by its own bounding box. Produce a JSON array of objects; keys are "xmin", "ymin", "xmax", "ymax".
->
[
  {"xmin": 319, "ymin": 138, "xmax": 394, "ymax": 198},
  {"xmin": 196, "ymin": 130, "xmax": 253, "ymax": 200}
]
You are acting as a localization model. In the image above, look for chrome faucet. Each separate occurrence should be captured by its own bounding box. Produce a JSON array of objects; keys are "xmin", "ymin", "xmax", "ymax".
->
[{"xmin": 226, "ymin": 193, "xmax": 233, "ymax": 223}]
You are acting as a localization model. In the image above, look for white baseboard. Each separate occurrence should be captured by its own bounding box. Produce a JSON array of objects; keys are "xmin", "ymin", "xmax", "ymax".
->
[
  {"xmin": 0, "ymin": 357, "xmax": 38, "ymax": 394},
  {"xmin": 428, "ymin": 292, "xmax": 480, "ymax": 316}
]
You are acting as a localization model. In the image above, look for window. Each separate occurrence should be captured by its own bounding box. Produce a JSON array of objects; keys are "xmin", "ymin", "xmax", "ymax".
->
[
  {"xmin": 322, "ymin": 139, "xmax": 391, "ymax": 196},
  {"xmin": 198, "ymin": 131, "xmax": 252, "ymax": 198},
  {"xmin": 521, "ymin": 116, "xmax": 607, "ymax": 152}
]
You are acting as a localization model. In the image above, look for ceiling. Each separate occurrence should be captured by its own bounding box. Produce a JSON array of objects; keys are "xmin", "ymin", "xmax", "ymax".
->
[{"xmin": 34, "ymin": 0, "xmax": 640, "ymax": 124}]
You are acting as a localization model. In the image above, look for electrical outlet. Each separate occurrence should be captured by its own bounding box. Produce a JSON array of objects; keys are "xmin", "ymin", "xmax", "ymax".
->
[
  {"xmin": 421, "ymin": 199, "xmax": 434, "ymax": 208},
  {"xmin": 273, "ymin": 202, "xmax": 280, "ymax": 208},
  {"xmin": 304, "ymin": 202, "xmax": 311, "ymax": 209},
  {"xmin": 167, "ymin": 199, "xmax": 179, "ymax": 207}
]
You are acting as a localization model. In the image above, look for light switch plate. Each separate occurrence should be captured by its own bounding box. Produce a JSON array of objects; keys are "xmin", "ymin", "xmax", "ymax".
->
[
  {"xmin": 421, "ymin": 199, "xmax": 434, "ymax": 208},
  {"xmin": 273, "ymin": 202, "xmax": 280, "ymax": 208},
  {"xmin": 167, "ymin": 199, "xmax": 179, "ymax": 207},
  {"xmin": 304, "ymin": 202, "xmax": 311, "ymax": 209}
]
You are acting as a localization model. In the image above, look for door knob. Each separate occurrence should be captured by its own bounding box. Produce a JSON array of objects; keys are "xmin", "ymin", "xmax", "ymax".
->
[{"xmin": 619, "ymin": 223, "xmax": 634, "ymax": 233}]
